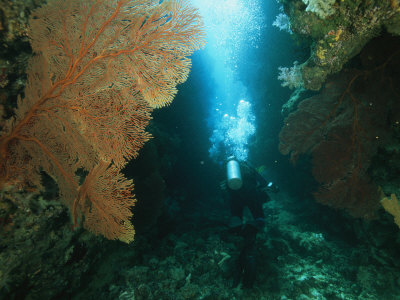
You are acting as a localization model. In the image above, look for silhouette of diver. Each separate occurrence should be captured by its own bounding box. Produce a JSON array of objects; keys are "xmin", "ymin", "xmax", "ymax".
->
[{"xmin": 222, "ymin": 158, "xmax": 277, "ymax": 288}]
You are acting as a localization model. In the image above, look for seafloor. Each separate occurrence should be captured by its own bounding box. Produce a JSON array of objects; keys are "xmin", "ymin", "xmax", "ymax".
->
[{"xmin": 1, "ymin": 186, "xmax": 400, "ymax": 299}]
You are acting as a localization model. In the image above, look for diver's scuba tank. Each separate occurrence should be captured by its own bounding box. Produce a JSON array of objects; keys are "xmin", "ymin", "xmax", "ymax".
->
[{"xmin": 226, "ymin": 156, "xmax": 242, "ymax": 190}]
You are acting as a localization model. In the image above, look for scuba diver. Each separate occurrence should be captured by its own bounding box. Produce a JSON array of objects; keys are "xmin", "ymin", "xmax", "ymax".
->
[{"xmin": 222, "ymin": 156, "xmax": 278, "ymax": 288}]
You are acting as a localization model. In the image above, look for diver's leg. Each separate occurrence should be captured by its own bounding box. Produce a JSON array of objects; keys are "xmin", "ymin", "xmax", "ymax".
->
[
  {"xmin": 229, "ymin": 195, "xmax": 245, "ymax": 230},
  {"xmin": 248, "ymin": 192, "xmax": 266, "ymax": 230},
  {"xmin": 233, "ymin": 222, "xmax": 258, "ymax": 288}
]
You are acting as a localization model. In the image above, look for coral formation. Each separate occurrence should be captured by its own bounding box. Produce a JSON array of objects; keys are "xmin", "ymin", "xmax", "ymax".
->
[
  {"xmin": 3, "ymin": 186, "xmax": 400, "ymax": 299},
  {"xmin": 302, "ymin": 0, "xmax": 336, "ymax": 19},
  {"xmin": 0, "ymin": 0, "xmax": 205, "ymax": 242},
  {"xmin": 381, "ymin": 194, "xmax": 400, "ymax": 228},
  {"xmin": 279, "ymin": 35, "xmax": 400, "ymax": 219},
  {"xmin": 277, "ymin": 0, "xmax": 400, "ymax": 91},
  {"xmin": 277, "ymin": 61, "xmax": 304, "ymax": 90}
]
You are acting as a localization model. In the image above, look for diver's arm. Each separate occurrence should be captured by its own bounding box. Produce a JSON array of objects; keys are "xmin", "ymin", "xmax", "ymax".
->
[{"xmin": 242, "ymin": 161, "xmax": 268, "ymax": 188}]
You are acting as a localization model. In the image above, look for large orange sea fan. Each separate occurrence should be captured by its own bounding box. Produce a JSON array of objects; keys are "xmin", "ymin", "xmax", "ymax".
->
[{"xmin": 0, "ymin": 0, "xmax": 205, "ymax": 243}]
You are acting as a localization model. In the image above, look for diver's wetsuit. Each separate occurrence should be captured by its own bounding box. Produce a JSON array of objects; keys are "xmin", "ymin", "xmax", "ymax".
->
[
  {"xmin": 228, "ymin": 162, "xmax": 269, "ymax": 227},
  {"xmin": 227, "ymin": 162, "xmax": 270, "ymax": 288}
]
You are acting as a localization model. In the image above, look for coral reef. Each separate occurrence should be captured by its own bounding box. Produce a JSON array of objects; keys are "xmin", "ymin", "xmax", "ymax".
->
[
  {"xmin": 277, "ymin": 0, "xmax": 400, "ymax": 91},
  {"xmin": 2, "ymin": 185, "xmax": 400, "ymax": 299},
  {"xmin": 2, "ymin": 1, "xmax": 400, "ymax": 299},
  {"xmin": 279, "ymin": 35, "xmax": 400, "ymax": 219},
  {"xmin": 76, "ymin": 191, "xmax": 400, "ymax": 299},
  {"xmin": 0, "ymin": 188, "xmax": 106, "ymax": 299},
  {"xmin": 0, "ymin": 0, "xmax": 45, "ymax": 43},
  {"xmin": 0, "ymin": 0, "xmax": 46, "ymax": 118}
]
